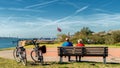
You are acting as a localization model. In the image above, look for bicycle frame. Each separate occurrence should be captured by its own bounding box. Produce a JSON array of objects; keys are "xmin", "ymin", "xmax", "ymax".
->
[
  {"xmin": 30, "ymin": 39, "xmax": 43, "ymax": 64},
  {"xmin": 13, "ymin": 40, "xmax": 27, "ymax": 66}
]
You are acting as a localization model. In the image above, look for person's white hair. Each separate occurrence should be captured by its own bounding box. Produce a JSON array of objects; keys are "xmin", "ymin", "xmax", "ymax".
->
[
  {"xmin": 65, "ymin": 38, "xmax": 69, "ymax": 41},
  {"xmin": 78, "ymin": 39, "xmax": 82, "ymax": 43}
]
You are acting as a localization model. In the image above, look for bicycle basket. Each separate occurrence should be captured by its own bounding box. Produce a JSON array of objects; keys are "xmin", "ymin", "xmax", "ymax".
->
[
  {"xmin": 41, "ymin": 45, "xmax": 46, "ymax": 53},
  {"xmin": 19, "ymin": 47, "xmax": 25, "ymax": 51}
]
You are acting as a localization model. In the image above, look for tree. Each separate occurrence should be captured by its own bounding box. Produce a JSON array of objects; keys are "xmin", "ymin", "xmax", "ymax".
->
[
  {"xmin": 57, "ymin": 34, "xmax": 68, "ymax": 42},
  {"xmin": 89, "ymin": 34, "xmax": 105, "ymax": 44},
  {"xmin": 71, "ymin": 27, "xmax": 93, "ymax": 43},
  {"xmin": 80, "ymin": 27, "xmax": 93, "ymax": 36},
  {"xmin": 105, "ymin": 30, "xmax": 120, "ymax": 44}
]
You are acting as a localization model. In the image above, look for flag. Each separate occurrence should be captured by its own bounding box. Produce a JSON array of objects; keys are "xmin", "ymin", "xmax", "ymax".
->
[{"xmin": 57, "ymin": 27, "xmax": 62, "ymax": 32}]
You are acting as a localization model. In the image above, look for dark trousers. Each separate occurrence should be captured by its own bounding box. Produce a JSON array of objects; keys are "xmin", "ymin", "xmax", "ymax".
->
[
  {"xmin": 68, "ymin": 56, "xmax": 71, "ymax": 61},
  {"xmin": 76, "ymin": 56, "xmax": 81, "ymax": 62}
]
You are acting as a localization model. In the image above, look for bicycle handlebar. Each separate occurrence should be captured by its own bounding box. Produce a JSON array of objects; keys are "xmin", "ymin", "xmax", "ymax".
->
[{"xmin": 31, "ymin": 39, "xmax": 40, "ymax": 48}]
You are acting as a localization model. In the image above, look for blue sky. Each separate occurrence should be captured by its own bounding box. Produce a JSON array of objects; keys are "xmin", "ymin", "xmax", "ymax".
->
[{"xmin": 0, "ymin": 0, "xmax": 120, "ymax": 38}]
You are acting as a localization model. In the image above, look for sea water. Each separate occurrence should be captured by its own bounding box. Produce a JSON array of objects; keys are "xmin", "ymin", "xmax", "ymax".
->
[{"xmin": 0, "ymin": 38, "xmax": 19, "ymax": 49}]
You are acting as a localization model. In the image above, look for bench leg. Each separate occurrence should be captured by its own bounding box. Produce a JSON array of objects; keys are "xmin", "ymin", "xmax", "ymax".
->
[
  {"xmin": 60, "ymin": 56, "xmax": 63, "ymax": 63},
  {"xmin": 68, "ymin": 56, "xmax": 71, "ymax": 61},
  {"xmin": 103, "ymin": 57, "xmax": 106, "ymax": 64}
]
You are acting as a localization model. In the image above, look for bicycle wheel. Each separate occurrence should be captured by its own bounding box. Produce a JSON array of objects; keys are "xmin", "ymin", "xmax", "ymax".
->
[
  {"xmin": 30, "ymin": 50, "xmax": 44, "ymax": 63},
  {"xmin": 30, "ymin": 50, "xmax": 39, "ymax": 62},
  {"xmin": 13, "ymin": 49, "xmax": 21, "ymax": 62},
  {"xmin": 21, "ymin": 51, "xmax": 27, "ymax": 66}
]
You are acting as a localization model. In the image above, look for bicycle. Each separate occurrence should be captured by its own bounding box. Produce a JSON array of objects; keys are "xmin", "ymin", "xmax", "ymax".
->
[
  {"xmin": 30, "ymin": 39, "xmax": 46, "ymax": 65},
  {"xmin": 13, "ymin": 40, "xmax": 27, "ymax": 66}
]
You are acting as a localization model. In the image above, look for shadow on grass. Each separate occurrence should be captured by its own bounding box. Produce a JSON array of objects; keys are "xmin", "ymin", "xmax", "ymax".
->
[
  {"xmin": 57, "ymin": 62, "xmax": 70, "ymax": 64},
  {"xmin": 29, "ymin": 61, "xmax": 70, "ymax": 66},
  {"xmin": 80, "ymin": 60, "xmax": 120, "ymax": 65},
  {"xmin": 28, "ymin": 60, "xmax": 120, "ymax": 67},
  {"xmin": 107, "ymin": 62, "xmax": 120, "ymax": 64}
]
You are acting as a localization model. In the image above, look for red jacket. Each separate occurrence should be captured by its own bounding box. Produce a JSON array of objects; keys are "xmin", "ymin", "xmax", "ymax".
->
[{"xmin": 76, "ymin": 43, "xmax": 85, "ymax": 47}]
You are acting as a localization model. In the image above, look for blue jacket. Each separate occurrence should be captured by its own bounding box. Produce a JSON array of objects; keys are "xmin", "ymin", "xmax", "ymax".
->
[{"xmin": 62, "ymin": 42, "xmax": 73, "ymax": 47}]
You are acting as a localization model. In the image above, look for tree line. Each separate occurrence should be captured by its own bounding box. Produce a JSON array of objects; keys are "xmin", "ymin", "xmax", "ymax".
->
[{"xmin": 57, "ymin": 27, "xmax": 120, "ymax": 44}]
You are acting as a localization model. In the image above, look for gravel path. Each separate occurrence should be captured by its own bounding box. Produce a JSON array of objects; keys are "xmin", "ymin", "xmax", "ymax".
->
[{"xmin": 0, "ymin": 48, "xmax": 120, "ymax": 63}]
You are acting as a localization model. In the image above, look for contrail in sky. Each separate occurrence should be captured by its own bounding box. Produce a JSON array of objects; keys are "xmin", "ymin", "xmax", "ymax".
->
[
  {"xmin": 75, "ymin": 6, "xmax": 88, "ymax": 14},
  {"xmin": 25, "ymin": 0, "xmax": 59, "ymax": 9},
  {"xmin": 94, "ymin": 8, "xmax": 113, "ymax": 14},
  {"xmin": 55, "ymin": 5, "xmax": 89, "ymax": 23}
]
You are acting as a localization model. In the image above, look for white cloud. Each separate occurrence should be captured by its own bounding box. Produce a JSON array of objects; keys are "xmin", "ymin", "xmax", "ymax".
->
[
  {"xmin": 0, "ymin": 13, "xmax": 120, "ymax": 38},
  {"xmin": 55, "ymin": 13, "xmax": 120, "ymax": 32}
]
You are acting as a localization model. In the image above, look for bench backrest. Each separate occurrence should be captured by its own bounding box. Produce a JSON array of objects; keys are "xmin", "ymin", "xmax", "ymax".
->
[
  {"xmin": 58, "ymin": 47, "xmax": 82, "ymax": 56},
  {"xmin": 83, "ymin": 47, "xmax": 108, "ymax": 57},
  {"xmin": 58, "ymin": 46, "xmax": 108, "ymax": 57}
]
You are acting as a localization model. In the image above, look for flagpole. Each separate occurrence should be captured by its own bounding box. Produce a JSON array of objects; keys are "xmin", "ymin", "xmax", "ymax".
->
[
  {"xmin": 57, "ymin": 27, "xmax": 62, "ymax": 41},
  {"xmin": 68, "ymin": 32, "xmax": 70, "ymax": 38}
]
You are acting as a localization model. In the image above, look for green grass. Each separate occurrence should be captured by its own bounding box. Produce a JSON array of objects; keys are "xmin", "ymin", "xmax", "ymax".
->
[
  {"xmin": 0, "ymin": 57, "xmax": 120, "ymax": 68},
  {"xmin": 25, "ymin": 43, "xmax": 62, "ymax": 48},
  {"xmin": 0, "ymin": 47, "xmax": 14, "ymax": 51}
]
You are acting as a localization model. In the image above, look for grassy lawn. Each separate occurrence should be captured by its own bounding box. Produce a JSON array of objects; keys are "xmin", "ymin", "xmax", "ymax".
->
[
  {"xmin": 0, "ymin": 47, "xmax": 14, "ymax": 51},
  {"xmin": 25, "ymin": 43, "xmax": 61, "ymax": 48},
  {"xmin": 0, "ymin": 57, "xmax": 120, "ymax": 68}
]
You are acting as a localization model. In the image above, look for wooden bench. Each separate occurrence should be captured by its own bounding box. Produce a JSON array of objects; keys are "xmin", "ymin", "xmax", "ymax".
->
[{"xmin": 58, "ymin": 46, "xmax": 108, "ymax": 64}]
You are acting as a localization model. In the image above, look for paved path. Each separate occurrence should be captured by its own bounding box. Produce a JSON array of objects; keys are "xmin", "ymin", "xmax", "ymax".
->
[{"xmin": 0, "ymin": 48, "xmax": 120, "ymax": 63}]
